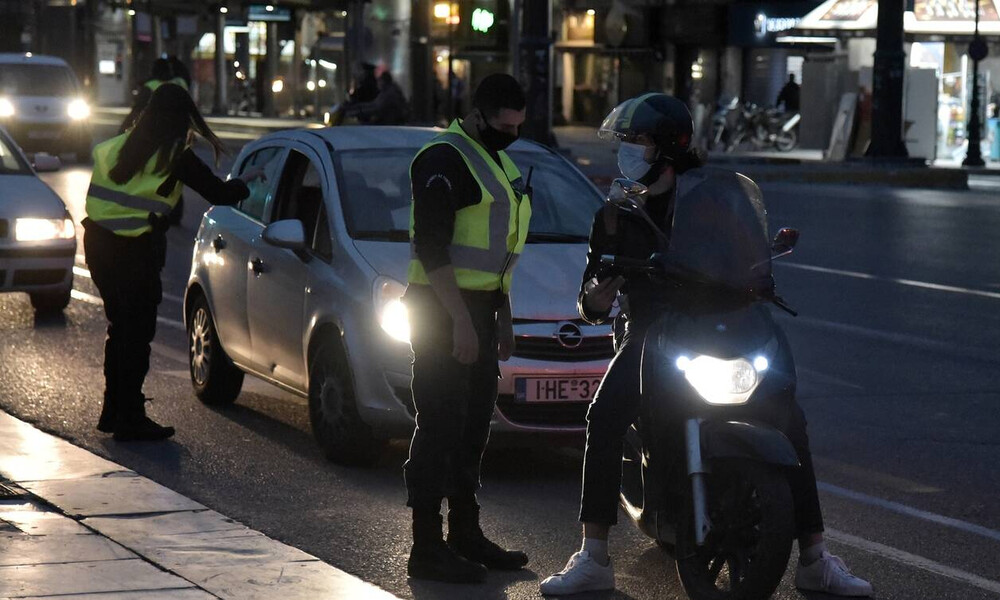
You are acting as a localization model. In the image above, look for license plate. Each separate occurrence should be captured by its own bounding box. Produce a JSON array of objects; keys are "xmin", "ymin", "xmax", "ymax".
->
[
  {"xmin": 515, "ymin": 376, "xmax": 603, "ymax": 403},
  {"xmin": 27, "ymin": 130, "xmax": 59, "ymax": 140}
]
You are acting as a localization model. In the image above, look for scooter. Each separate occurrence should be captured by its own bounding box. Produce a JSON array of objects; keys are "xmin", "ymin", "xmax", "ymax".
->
[{"xmin": 603, "ymin": 173, "xmax": 802, "ymax": 600}]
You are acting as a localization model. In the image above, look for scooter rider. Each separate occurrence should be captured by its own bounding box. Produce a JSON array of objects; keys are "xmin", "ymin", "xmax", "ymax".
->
[{"xmin": 540, "ymin": 93, "xmax": 873, "ymax": 597}]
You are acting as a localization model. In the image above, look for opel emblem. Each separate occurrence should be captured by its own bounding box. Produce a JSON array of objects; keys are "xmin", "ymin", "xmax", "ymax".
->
[
  {"xmin": 35, "ymin": 105, "xmax": 48, "ymax": 113},
  {"xmin": 555, "ymin": 322, "xmax": 583, "ymax": 349}
]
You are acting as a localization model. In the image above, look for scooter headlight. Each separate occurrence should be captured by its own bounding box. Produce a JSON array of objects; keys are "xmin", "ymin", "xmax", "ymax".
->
[{"xmin": 676, "ymin": 354, "xmax": 762, "ymax": 405}]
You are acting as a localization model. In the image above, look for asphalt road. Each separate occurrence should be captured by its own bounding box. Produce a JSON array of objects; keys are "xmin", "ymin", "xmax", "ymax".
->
[{"xmin": 2, "ymin": 132, "xmax": 999, "ymax": 600}]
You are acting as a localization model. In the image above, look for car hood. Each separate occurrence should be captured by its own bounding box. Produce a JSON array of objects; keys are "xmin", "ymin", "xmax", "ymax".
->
[
  {"xmin": 352, "ymin": 241, "xmax": 588, "ymax": 321},
  {"xmin": 0, "ymin": 174, "xmax": 67, "ymax": 218}
]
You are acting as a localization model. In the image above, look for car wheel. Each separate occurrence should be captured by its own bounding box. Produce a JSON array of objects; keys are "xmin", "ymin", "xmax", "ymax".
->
[
  {"xmin": 188, "ymin": 295, "xmax": 243, "ymax": 405},
  {"xmin": 30, "ymin": 286, "xmax": 71, "ymax": 315},
  {"xmin": 308, "ymin": 340, "xmax": 386, "ymax": 466}
]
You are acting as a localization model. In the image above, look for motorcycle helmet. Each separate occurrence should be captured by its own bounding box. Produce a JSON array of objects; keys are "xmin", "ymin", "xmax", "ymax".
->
[{"xmin": 599, "ymin": 93, "xmax": 694, "ymax": 161}]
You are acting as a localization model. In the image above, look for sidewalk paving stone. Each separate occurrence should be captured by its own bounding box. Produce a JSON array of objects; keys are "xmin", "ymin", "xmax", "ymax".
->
[
  {"xmin": 0, "ymin": 532, "xmax": 135, "ymax": 566},
  {"xmin": 0, "ymin": 500, "xmax": 92, "ymax": 535},
  {"xmin": 86, "ymin": 508, "xmax": 247, "ymax": 537},
  {"xmin": 0, "ymin": 559, "xmax": 196, "ymax": 597},
  {"xmin": 17, "ymin": 591, "xmax": 218, "ymax": 600},
  {"xmin": 22, "ymin": 474, "xmax": 206, "ymax": 518},
  {"xmin": 0, "ymin": 413, "xmax": 127, "ymax": 482}
]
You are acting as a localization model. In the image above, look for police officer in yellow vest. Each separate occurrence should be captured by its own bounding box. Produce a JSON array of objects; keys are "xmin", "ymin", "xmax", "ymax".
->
[
  {"xmin": 403, "ymin": 74, "xmax": 532, "ymax": 583},
  {"xmin": 83, "ymin": 84, "xmax": 263, "ymax": 441},
  {"xmin": 120, "ymin": 58, "xmax": 189, "ymax": 134}
]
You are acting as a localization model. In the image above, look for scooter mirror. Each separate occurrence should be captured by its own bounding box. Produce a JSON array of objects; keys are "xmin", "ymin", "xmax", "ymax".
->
[
  {"xmin": 607, "ymin": 178, "xmax": 648, "ymax": 212},
  {"xmin": 771, "ymin": 227, "xmax": 799, "ymax": 254}
]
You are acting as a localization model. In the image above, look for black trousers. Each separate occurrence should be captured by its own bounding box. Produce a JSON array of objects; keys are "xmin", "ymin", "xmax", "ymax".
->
[
  {"xmin": 579, "ymin": 331, "xmax": 825, "ymax": 537},
  {"xmin": 82, "ymin": 219, "xmax": 164, "ymax": 422},
  {"xmin": 403, "ymin": 287, "xmax": 501, "ymax": 511}
]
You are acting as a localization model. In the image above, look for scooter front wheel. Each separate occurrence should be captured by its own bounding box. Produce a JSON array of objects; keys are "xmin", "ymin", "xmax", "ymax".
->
[{"xmin": 675, "ymin": 460, "xmax": 794, "ymax": 600}]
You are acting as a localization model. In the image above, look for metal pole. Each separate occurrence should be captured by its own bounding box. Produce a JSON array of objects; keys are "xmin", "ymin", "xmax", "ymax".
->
[
  {"xmin": 963, "ymin": 0, "xmax": 985, "ymax": 167},
  {"xmin": 519, "ymin": 0, "xmax": 554, "ymax": 146},
  {"xmin": 152, "ymin": 14, "xmax": 163, "ymax": 59},
  {"xmin": 510, "ymin": 0, "xmax": 521, "ymax": 79},
  {"xmin": 262, "ymin": 21, "xmax": 278, "ymax": 117},
  {"xmin": 866, "ymin": 0, "xmax": 907, "ymax": 158},
  {"xmin": 448, "ymin": 4, "xmax": 455, "ymax": 120},
  {"xmin": 212, "ymin": 8, "xmax": 227, "ymax": 115}
]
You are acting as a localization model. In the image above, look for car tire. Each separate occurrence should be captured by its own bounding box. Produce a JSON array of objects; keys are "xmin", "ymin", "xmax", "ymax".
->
[
  {"xmin": 30, "ymin": 286, "xmax": 71, "ymax": 315},
  {"xmin": 308, "ymin": 340, "xmax": 386, "ymax": 466},
  {"xmin": 188, "ymin": 295, "xmax": 243, "ymax": 405}
]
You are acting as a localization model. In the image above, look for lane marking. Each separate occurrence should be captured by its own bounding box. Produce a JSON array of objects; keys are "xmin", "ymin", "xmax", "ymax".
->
[
  {"xmin": 796, "ymin": 366, "xmax": 864, "ymax": 390},
  {"xmin": 71, "ymin": 289, "xmax": 184, "ymax": 331},
  {"xmin": 73, "ymin": 265, "xmax": 184, "ymax": 305},
  {"xmin": 72, "ymin": 266, "xmax": 91, "ymax": 279},
  {"xmin": 824, "ymin": 527, "xmax": 1000, "ymax": 595},
  {"xmin": 820, "ymin": 482, "xmax": 1000, "ymax": 544},
  {"xmin": 813, "ymin": 456, "xmax": 943, "ymax": 494},
  {"xmin": 777, "ymin": 262, "xmax": 1000, "ymax": 301}
]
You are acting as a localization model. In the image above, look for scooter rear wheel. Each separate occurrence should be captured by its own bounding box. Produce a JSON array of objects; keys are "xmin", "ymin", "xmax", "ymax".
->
[{"xmin": 675, "ymin": 460, "xmax": 794, "ymax": 600}]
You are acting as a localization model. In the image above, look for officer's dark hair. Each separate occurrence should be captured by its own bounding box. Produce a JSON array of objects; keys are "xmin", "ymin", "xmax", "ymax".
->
[
  {"xmin": 109, "ymin": 84, "xmax": 225, "ymax": 184},
  {"xmin": 150, "ymin": 58, "xmax": 173, "ymax": 81},
  {"xmin": 473, "ymin": 73, "xmax": 525, "ymax": 118}
]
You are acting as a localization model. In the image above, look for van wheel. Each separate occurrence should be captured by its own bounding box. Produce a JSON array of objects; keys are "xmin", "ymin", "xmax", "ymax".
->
[
  {"xmin": 188, "ymin": 295, "xmax": 243, "ymax": 405},
  {"xmin": 309, "ymin": 341, "xmax": 385, "ymax": 466},
  {"xmin": 30, "ymin": 286, "xmax": 71, "ymax": 315}
]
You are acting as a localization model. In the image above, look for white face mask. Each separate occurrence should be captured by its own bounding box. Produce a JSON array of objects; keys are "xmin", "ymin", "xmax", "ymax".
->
[{"xmin": 617, "ymin": 142, "xmax": 654, "ymax": 181}]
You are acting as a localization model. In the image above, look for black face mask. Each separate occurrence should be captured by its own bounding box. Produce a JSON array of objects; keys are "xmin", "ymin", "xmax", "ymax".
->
[{"xmin": 478, "ymin": 111, "xmax": 519, "ymax": 151}]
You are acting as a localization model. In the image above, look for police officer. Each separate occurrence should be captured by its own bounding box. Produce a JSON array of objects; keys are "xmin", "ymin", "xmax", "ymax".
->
[
  {"xmin": 120, "ymin": 58, "xmax": 190, "ymax": 134},
  {"xmin": 84, "ymin": 83, "xmax": 263, "ymax": 441},
  {"xmin": 540, "ymin": 94, "xmax": 873, "ymax": 597},
  {"xmin": 404, "ymin": 73, "xmax": 532, "ymax": 583}
]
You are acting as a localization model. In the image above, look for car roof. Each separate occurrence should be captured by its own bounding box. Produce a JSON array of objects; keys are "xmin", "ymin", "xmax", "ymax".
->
[
  {"xmin": 0, "ymin": 53, "xmax": 71, "ymax": 67},
  {"xmin": 267, "ymin": 125, "xmax": 550, "ymax": 154}
]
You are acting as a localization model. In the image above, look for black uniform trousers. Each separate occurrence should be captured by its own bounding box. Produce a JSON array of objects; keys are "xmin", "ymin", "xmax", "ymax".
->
[
  {"xmin": 579, "ymin": 327, "xmax": 825, "ymax": 537},
  {"xmin": 82, "ymin": 218, "xmax": 165, "ymax": 422},
  {"xmin": 403, "ymin": 286, "xmax": 501, "ymax": 512}
]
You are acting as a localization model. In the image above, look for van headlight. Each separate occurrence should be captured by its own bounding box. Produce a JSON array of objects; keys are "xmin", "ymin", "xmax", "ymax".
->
[
  {"xmin": 67, "ymin": 99, "xmax": 90, "ymax": 120},
  {"xmin": 373, "ymin": 276, "xmax": 410, "ymax": 343},
  {"xmin": 0, "ymin": 98, "xmax": 14, "ymax": 118},
  {"xmin": 675, "ymin": 354, "xmax": 765, "ymax": 405},
  {"xmin": 15, "ymin": 218, "xmax": 75, "ymax": 241}
]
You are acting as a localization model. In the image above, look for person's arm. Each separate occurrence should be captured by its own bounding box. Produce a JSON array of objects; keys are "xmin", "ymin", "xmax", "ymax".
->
[
  {"xmin": 578, "ymin": 207, "xmax": 625, "ymax": 325},
  {"xmin": 173, "ymin": 148, "xmax": 255, "ymax": 206}
]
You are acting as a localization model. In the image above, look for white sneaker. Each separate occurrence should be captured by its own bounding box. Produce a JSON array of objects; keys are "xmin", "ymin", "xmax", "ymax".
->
[
  {"xmin": 540, "ymin": 550, "xmax": 615, "ymax": 596},
  {"xmin": 795, "ymin": 551, "xmax": 873, "ymax": 597}
]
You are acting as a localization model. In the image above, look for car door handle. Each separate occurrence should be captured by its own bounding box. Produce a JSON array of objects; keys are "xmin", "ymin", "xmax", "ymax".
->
[
  {"xmin": 250, "ymin": 258, "xmax": 267, "ymax": 275},
  {"xmin": 212, "ymin": 235, "xmax": 227, "ymax": 252}
]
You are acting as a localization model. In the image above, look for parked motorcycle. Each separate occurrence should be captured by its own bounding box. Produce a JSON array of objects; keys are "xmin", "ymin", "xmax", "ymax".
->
[
  {"xmin": 602, "ymin": 173, "xmax": 802, "ymax": 600},
  {"xmin": 710, "ymin": 96, "xmax": 741, "ymax": 151},
  {"xmin": 764, "ymin": 108, "xmax": 800, "ymax": 152},
  {"xmin": 721, "ymin": 103, "xmax": 800, "ymax": 153}
]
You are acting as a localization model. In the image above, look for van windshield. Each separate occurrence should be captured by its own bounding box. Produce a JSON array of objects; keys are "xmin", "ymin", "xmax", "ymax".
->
[
  {"xmin": 334, "ymin": 148, "xmax": 603, "ymax": 242},
  {"xmin": 0, "ymin": 64, "xmax": 78, "ymax": 96},
  {"xmin": 0, "ymin": 133, "xmax": 30, "ymax": 175}
]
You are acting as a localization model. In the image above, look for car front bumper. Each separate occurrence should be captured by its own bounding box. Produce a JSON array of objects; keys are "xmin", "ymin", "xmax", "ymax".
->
[
  {"xmin": 0, "ymin": 235, "xmax": 75, "ymax": 294},
  {"xmin": 0, "ymin": 118, "xmax": 92, "ymax": 154}
]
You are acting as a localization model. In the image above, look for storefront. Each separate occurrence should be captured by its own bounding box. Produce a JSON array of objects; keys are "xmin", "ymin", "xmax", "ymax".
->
[{"xmin": 796, "ymin": 0, "xmax": 1000, "ymax": 161}]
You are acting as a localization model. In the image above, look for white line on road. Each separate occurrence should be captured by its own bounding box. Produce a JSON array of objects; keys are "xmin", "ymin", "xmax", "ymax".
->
[
  {"xmin": 778, "ymin": 262, "xmax": 1000, "ymax": 301},
  {"xmin": 819, "ymin": 482, "xmax": 1000, "ymax": 544},
  {"xmin": 71, "ymin": 289, "xmax": 185, "ymax": 331},
  {"xmin": 825, "ymin": 527, "xmax": 1000, "ymax": 596},
  {"xmin": 72, "ymin": 266, "xmax": 91, "ymax": 279},
  {"xmin": 72, "ymin": 266, "xmax": 184, "ymax": 305}
]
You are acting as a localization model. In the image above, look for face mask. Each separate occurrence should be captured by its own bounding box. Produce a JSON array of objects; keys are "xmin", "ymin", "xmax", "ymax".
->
[
  {"xmin": 478, "ymin": 111, "xmax": 519, "ymax": 151},
  {"xmin": 617, "ymin": 142, "xmax": 655, "ymax": 181}
]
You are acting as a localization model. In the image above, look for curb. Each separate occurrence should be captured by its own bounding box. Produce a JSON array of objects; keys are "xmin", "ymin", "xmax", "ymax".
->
[{"xmin": 0, "ymin": 410, "xmax": 400, "ymax": 600}]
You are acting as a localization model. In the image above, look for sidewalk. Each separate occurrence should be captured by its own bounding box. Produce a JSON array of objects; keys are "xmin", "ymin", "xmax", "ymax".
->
[{"xmin": 0, "ymin": 410, "xmax": 399, "ymax": 600}]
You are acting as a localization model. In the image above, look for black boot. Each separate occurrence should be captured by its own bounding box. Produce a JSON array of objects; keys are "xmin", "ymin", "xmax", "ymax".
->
[
  {"xmin": 113, "ymin": 396, "xmax": 174, "ymax": 442},
  {"xmin": 447, "ymin": 504, "xmax": 529, "ymax": 570},
  {"xmin": 96, "ymin": 391, "xmax": 116, "ymax": 433},
  {"xmin": 408, "ymin": 510, "xmax": 487, "ymax": 583}
]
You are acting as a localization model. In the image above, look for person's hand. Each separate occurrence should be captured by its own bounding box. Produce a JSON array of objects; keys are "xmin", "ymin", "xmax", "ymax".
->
[
  {"xmin": 241, "ymin": 165, "xmax": 267, "ymax": 184},
  {"xmin": 497, "ymin": 315, "xmax": 515, "ymax": 362},
  {"xmin": 583, "ymin": 276, "xmax": 625, "ymax": 314},
  {"xmin": 452, "ymin": 315, "xmax": 479, "ymax": 365}
]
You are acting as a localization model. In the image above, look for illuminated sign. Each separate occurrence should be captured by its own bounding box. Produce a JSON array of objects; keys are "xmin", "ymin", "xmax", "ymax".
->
[
  {"xmin": 471, "ymin": 8, "xmax": 495, "ymax": 33},
  {"xmin": 754, "ymin": 13, "xmax": 801, "ymax": 36}
]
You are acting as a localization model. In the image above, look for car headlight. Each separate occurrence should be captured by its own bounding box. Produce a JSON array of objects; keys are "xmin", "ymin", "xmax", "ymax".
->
[
  {"xmin": 675, "ymin": 354, "xmax": 764, "ymax": 405},
  {"xmin": 373, "ymin": 276, "xmax": 410, "ymax": 343},
  {"xmin": 67, "ymin": 99, "xmax": 90, "ymax": 120},
  {"xmin": 0, "ymin": 98, "xmax": 14, "ymax": 118},
  {"xmin": 15, "ymin": 218, "xmax": 76, "ymax": 242}
]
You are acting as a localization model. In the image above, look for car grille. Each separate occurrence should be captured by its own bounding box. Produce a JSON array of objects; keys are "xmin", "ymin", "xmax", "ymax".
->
[
  {"xmin": 514, "ymin": 335, "xmax": 614, "ymax": 362},
  {"xmin": 0, "ymin": 219, "xmax": 8, "ymax": 239},
  {"xmin": 496, "ymin": 394, "xmax": 589, "ymax": 428}
]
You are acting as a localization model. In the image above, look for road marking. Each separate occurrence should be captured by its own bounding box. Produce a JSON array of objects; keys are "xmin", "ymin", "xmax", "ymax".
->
[
  {"xmin": 796, "ymin": 366, "xmax": 864, "ymax": 390},
  {"xmin": 820, "ymin": 482, "xmax": 1000, "ymax": 544},
  {"xmin": 813, "ymin": 456, "xmax": 943, "ymax": 494},
  {"xmin": 777, "ymin": 262, "xmax": 1000, "ymax": 301},
  {"xmin": 73, "ymin": 266, "xmax": 183, "ymax": 305},
  {"xmin": 73, "ymin": 266, "xmax": 91, "ymax": 279},
  {"xmin": 825, "ymin": 527, "xmax": 1000, "ymax": 595},
  {"xmin": 71, "ymin": 289, "xmax": 185, "ymax": 331}
]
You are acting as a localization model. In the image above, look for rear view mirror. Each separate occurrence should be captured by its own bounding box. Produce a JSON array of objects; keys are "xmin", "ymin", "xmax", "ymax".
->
[
  {"xmin": 606, "ymin": 177, "xmax": 648, "ymax": 212},
  {"xmin": 771, "ymin": 228, "xmax": 799, "ymax": 255},
  {"xmin": 32, "ymin": 153, "xmax": 61, "ymax": 173},
  {"xmin": 263, "ymin": 219, "xmax": 306, "ymax": 251}
]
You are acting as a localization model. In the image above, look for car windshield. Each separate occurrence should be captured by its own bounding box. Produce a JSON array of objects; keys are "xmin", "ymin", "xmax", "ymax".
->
[
  {"xmin": 0, "ymin": 64, "xmax": 78, "ymax": 96},
  {"xmin": 334, "ymin": 147, "xmax": 602, "ymax": 242},
  {"xmin": 0, "ymin": 134, "xmax": 30, "ymax": 174}
]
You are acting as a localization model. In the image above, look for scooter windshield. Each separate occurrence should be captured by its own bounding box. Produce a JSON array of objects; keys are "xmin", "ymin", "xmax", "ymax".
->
[{"xmin": 667, "ymin": 167, "xmax": 771, "ymax": 291}]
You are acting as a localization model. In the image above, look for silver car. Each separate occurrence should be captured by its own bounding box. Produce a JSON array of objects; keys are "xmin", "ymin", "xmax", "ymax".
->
[{"xmin": 185, "ymin": 126, "xmax": 612, "ymax": 464}]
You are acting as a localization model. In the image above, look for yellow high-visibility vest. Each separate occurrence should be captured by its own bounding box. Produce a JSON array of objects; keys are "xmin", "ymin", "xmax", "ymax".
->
[
  {"xmin": 408, "ymin": 120, "xmax": 532, "ymax": 294},
  {"xmin": 84, "ymin": 133, "xmax": 182, "ymax": 237},
  {"xmin": 144, "ymin": 77, "xmax": 189, "ymax": 92}
]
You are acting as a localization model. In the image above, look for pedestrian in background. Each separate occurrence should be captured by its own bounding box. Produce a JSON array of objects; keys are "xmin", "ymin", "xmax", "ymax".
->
[
  {"xmin": 352, "ymin": 71, "xmax": 409, "ymax": 125},
  {"xmin": 84, "ymin": 84, "xmax": 264, "ymax": 441},
  {"xmin": 120, "ymin": 57, "xmax": 190, "ymax": 133},
  {"xmin": 776, "ymin": 73, "xmax": 801, "ymax": 113},
  {"xmin": 404, "ymin": 73, "xmax": 531, "ymax": 583}
]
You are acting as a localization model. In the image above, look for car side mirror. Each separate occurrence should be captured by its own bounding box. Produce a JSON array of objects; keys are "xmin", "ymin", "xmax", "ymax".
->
[
  {"xmin": 771, "ymin": 227, "xmax": 799, "ymax": 255},
  {"xmin": 606, "ymin": 177, "xmax": 648, "ymax": 212},
  {"xmin": 32, "ymin": 153, "xmax": 61, "ymax": 173},
  {"xmin": 263, "ymin": 219, "xmax": 307, "ymax": 251}
]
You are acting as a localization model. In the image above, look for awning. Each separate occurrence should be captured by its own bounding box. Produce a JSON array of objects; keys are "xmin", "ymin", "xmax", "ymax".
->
[{"xmin": 795, "ymin": 0, "xmax": 1000, "ymax": 37}]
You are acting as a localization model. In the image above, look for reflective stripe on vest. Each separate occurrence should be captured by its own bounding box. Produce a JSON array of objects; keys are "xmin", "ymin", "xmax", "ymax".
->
[
  {"xmin": 87, "ymin": 183, "xmax": 172, "ymax": 214},
  {"xmin": 145, "ymin": 78, "xmax": 189, "ymax": 92}
]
